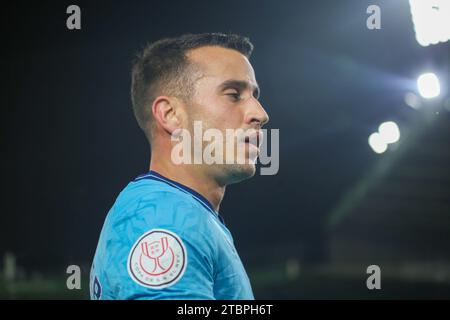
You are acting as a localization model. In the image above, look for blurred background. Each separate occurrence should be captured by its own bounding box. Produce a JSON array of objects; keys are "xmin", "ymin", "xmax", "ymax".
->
[{"xmin": 1, "ymin": 0, "xmax": 449, "ymax": 299}]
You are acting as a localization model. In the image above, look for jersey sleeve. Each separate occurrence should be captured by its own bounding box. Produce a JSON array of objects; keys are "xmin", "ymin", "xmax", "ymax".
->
[{"xmin": 94, "ymin": 191, "xmax": 218, "ymax": 300}]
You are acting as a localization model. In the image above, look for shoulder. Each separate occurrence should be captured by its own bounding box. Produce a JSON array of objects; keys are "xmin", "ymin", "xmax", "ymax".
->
[
  {"xmin": 92, "ymin": 178, "xmax": 218, "ymax": 298},
  {"xmin": 112, "ymin": 178, "xmax": 211, "ymax": 228},
  {"xmin": 100, "ymin": 177, "xmax": 216, "ymax": 253}
]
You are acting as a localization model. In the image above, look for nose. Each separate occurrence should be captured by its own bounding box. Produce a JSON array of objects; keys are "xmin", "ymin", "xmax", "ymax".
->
[{"xmin": 245, "ymin": 97, "xmax": 269, "ymax": 128}]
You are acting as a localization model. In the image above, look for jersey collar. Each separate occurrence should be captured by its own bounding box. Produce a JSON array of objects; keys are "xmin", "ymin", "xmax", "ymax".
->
[{"xmin": 134, "ymin": 170, "xmax": 226, "ymax": 226}]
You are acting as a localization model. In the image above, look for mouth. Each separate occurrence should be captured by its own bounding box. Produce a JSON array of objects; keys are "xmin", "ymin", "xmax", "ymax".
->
[
  {"xmin": 242, "ymin": 131, "xmax": 262, "ymax": 160},
  {"xmin": 244, "ymin": 131, "xmax": 262, "ymax": 148}
]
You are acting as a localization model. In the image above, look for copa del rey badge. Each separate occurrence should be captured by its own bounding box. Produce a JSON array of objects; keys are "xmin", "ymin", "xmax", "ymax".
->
[{"xmin": 128, "ymin": 229, "xmax": 187, "ymax": 288}]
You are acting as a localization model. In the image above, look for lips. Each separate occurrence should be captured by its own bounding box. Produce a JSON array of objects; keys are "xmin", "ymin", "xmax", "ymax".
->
[{"xmin": 243, "ymin": 131, "xmax": 262, "ymax": 148}]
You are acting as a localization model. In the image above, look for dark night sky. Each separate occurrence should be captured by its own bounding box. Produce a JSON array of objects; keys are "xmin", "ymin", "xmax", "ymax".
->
[{"xmin": 1, "ymin": 0, "xmax": 449, "ymax": 271}]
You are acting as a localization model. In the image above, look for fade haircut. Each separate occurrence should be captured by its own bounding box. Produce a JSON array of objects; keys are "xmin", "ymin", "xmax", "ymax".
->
[{"xmin": 130, "ymin": 33, "xmax": 254, "ymax": 141}]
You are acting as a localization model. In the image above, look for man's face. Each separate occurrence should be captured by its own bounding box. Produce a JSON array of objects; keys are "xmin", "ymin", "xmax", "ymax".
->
[{"xmin": 184, "ymin": 46, "xmax": 269, "ymax": 185}]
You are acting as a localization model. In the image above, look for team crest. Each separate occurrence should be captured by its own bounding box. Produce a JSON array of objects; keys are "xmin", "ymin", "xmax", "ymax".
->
[{"xmin": 127, "ymin": 229, "xmax": 187, "ymax": 289}]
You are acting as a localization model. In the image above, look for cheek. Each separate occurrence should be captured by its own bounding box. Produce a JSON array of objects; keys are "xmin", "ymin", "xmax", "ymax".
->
[
  {"xmin": 194, "ymin": 96, "xmax": 242, "ymax": 129},
  {"xmin": 213, "ymin": 105, "xmax": 243, "ymax": 130}
]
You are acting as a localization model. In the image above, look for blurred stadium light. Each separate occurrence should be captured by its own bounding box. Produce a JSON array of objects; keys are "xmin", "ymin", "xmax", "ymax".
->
[
  {"xmin": 404, "ymin": 92, "xmax": 422, "ymax": 110},
  {"xmin": 378, "ymin": 121, "xmax": 400, "ymax": 144},
  {"xmin": 417, "ymin": 72, "xmax": 441, "ymax": 99},
  {"xmin": 409, "ymin": 0, "xmax": 450, "ymax": 47},
  {"xmin": 368, "ymin": 122, "xmax": 401, "ymax": 154},
  {"xmin": 368, "ymin": 132, "xmax": 388, "ymax": 154}
]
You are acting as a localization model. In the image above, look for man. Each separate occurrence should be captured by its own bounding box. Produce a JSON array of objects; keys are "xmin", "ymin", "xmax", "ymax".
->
[{"xmin": 90, "ymin": 33, "xmax": 269, "ymax": 300}]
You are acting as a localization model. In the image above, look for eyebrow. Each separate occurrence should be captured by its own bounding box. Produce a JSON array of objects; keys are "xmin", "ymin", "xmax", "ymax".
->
[{"xmin": 219, "ymin": 79, "xmax": 260, "ymax": 99}]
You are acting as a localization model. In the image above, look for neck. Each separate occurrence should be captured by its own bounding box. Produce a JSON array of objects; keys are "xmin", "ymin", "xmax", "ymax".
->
[{"xmin": 149, "ymin": 160, "xmax": 225, "ymax": 212}]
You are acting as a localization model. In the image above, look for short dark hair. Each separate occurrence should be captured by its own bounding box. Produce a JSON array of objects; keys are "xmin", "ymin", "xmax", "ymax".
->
[{"xmin": 130, "ymin": 33, "xmax": 254, "ymax": 139}]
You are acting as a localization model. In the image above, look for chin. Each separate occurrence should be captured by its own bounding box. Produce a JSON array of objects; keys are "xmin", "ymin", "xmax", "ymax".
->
[{"xmin": 222, "ymin": 162, "xmax": 256, "ymax": 185}]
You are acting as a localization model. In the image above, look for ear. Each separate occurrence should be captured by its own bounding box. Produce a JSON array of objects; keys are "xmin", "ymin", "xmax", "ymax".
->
[{"xmin": 151, "ymin": 96, "xmax": 182, "ymax": 135}]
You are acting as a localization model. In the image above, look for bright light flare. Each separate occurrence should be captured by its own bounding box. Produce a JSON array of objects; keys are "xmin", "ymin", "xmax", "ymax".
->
[
  {"xmin": 417, "ymin": 73, "xmax": 440, "ymax": 99},
  {"xmin": 378, "ymin": 121, "xmax": 400, "ymax": 144},
  {"xmin": 368, "ymin": 132, "xmax": 388, "ymax": 154},
  {"xmin": 404, "ymin": 92, "xmax": 422, "ymax": 110},
  {"xmin": 409, "ymin": 0, "xmax": 450, "ymax": 47}
]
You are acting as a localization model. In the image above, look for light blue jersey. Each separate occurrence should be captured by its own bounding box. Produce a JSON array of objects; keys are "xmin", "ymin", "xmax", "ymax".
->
[{"xmin": 90, "ymin": 170, "xmax": 254, "ymax": 300}]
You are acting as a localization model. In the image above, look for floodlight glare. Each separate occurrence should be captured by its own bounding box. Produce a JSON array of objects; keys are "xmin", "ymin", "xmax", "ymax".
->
[
  {"xmin": 368, "ymin": 132, "xmax": 388, "ymax": 154},
  {"xmin": 417, "ymin": 73, "xmax": 440, "ymax": 99},
  {"xmin": 404, "ymin": 92, "xmax": 422, "ymax": 110},
  {"xmin": 409, "ymin": 0, "xmax": 450, "ymax": 46},
  {"xmin": 378, "ymin": 121, "xmax": 400, "ymax": 144}
]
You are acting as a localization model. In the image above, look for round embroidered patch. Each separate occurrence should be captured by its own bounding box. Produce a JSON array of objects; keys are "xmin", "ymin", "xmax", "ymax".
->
[{"xmin": 127, "ymin": 229, "xmax": 187, "ymax": 289}]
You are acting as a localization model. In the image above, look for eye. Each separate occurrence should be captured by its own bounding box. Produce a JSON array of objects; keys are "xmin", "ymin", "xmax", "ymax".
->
[{"xmin": 225, "ymin": 90, "xmax": 241, "ymax": 102}]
